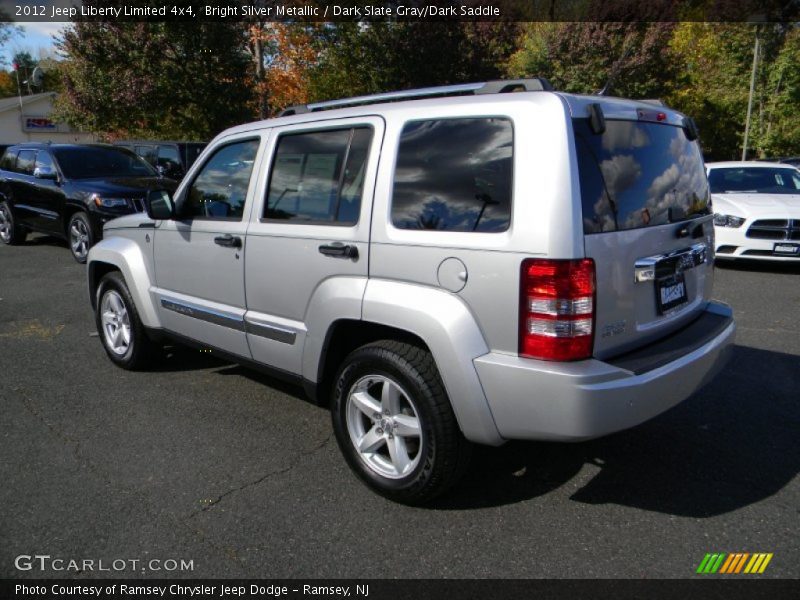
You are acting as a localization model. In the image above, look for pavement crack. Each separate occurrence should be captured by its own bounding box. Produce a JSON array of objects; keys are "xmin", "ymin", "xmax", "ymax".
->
[
  {"xmin": 16, "ymin": 387, "xmax": 84, "ymax": 464},
  {"xmin": 187, "ymin": 432, "xmax": 333, "ymax": 518},
  {"xmin": 10, "ymin": 387, "xmax": 248, "ymax": 570}
]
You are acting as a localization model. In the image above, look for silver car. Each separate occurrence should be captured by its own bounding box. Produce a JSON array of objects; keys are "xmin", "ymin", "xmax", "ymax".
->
[{"xmin": 86, "ymin": 80, "xmax": 735, "ymax": 504}]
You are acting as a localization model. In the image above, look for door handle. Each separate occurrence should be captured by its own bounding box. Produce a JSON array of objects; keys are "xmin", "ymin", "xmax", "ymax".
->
[
  {"xmin": 214, "ymin": 234, "xmax": 242, "ymax": 248},
  {"xmin": 318, "ymin": 242, "xmax": 358, "ymax": 259}
]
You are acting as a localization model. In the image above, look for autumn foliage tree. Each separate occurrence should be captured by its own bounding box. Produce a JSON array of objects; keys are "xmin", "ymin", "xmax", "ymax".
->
[
  {"xmin": 42, "ymin": 14, "xmax": 799, "ymax": 159},
  {"xmin": 251, "ymin": 23, "xmax": 317, "ymax": 117}
]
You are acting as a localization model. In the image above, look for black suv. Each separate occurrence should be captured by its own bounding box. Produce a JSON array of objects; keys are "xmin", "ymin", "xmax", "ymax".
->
[
  {"xmin": 0, "ymin": 143, "xmax": 176, "ymax": 262},
  {"xmin": 114, "ymin": 141, "xmax": 206, "ymax": 180}
]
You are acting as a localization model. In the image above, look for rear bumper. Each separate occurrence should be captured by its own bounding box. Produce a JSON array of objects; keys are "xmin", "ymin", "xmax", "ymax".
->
[{"xmin": 473, "ymin": 302, "xmax": 735, "ymax": 442}]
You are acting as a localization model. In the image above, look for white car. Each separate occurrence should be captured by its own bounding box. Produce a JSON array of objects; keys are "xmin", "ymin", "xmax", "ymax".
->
[{"xmin": 707, "ymin": 161, "xmax": 800, "ymax": 260}]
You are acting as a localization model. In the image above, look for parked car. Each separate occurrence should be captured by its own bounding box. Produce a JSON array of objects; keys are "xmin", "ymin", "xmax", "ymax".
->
[
  {"xmin": 779, "ymin": 157, "xmax": 800, "ymax": 168},
  {"xmin": 756, "ymin": 156, "xmax": 800, "ymax": 168},
  {"xmin": 114, "ymin": 140, "xmax": 207, "ymax": 180},
  {"xmin": 0, "ymin": 143, "xmax": 176, "ymax": 262},
  {"xmin": 707, "ymin": 161, "xmax": 800, "ymax": 260},
  {"xmin": 86, "ymin": 79, "xmax": 735, "ymax": 504}
]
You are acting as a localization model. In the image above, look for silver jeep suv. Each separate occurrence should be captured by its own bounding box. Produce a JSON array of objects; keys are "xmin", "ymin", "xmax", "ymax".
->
[{"xmin": 87, "ymin": 79, "xmax": 735, "ymax": 504}]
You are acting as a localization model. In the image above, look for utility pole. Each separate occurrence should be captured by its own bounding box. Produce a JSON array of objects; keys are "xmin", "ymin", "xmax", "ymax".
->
[
  {"xmin": 742, "ymin": 31, "xmax": 759, "ymax": 161},
  {"xmin": 13, "ymin": 60, "xmax": 29, "ymax": 142}
]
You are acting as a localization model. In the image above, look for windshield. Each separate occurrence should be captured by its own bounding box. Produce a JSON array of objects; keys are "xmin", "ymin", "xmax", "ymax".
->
[
  {"xmin": 574, "ymin": 119, "xmax": 710, "ymax": 234},
  {"xmin": 708, "ymin": 167, "xmax": 800, "ymax": 194},
  {"xmin": 53, "ymin": 146, "xmax": 158, "ymax": 179}
]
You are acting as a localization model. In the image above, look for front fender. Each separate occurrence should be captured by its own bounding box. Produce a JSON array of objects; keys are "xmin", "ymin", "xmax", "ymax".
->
[
  {"xmin": 87, "ymin": 237, "xmax": 160, "ymax": 329},
  {"xmin": 361, "ymin": 279, "xmax": 502, "ymax": 446}
]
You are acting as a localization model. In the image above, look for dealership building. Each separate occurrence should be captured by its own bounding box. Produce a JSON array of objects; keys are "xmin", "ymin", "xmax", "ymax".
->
[{"xmin": 0, "ymin": 92, "xmax": 93, "ymax": 144}]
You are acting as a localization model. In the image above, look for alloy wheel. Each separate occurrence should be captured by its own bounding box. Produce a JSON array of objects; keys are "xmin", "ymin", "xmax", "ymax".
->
[
  {"xmin": 0, "ymin": 205, "xmax": 11, "ymax": 242},
  {"xmin": 100, "ymin": 290, "xmax": 132, "ymax": 356},
  {"xmin": 345, "ymin": 374, "xmax": 423, "ymax": 479},
  {"xmin": 69, "ymin": 217, "xmax": 90, "ymax": 260}
]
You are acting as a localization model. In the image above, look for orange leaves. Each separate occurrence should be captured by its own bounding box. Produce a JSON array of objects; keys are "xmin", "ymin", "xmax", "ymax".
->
[{"xmin": 250, "ymin": 23, "xmax": 317, "ymax": 116}]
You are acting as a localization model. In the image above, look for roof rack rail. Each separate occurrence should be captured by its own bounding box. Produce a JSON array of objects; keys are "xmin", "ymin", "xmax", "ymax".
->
[
  {"xmin": 278, "ymin": 78, "xmax": 554, "ymax": 117},
  {"xmin": 638, "ymin": 99, "xmax": 666, "ymax": 107}
]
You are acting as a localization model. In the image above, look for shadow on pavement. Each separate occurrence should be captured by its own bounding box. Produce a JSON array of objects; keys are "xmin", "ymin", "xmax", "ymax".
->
[
  {"xmin": 145, "ymin": 343, "xmax": 313, "ymax": 402},
  {"xmin": 147, "ymin": 344, "xmax": 231, "ymax": 372},
  {"xmin": 434, "ymin": 344, "xmax": 799, "ymax": 516},
  {"xmin": 23, "ymin": 234, "xmax": 68, "ymax": 249},
  {"xmin": 215, "ymin": 363, "xmax": 312, "ymax": 403}
]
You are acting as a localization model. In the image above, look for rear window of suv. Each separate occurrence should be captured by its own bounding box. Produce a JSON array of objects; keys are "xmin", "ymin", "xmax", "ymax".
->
[{"xmin": 574, "ymin": 119, "xmax": 710, "ymax": 234}]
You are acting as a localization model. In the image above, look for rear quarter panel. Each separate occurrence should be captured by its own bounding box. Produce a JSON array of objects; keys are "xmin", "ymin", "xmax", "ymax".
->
[{"xmin": 368, "ymin": 94, "xmax": 580, "ymax": 355}]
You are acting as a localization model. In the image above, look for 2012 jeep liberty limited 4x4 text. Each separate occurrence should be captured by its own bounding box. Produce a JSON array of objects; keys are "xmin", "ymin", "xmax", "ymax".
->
[{"xmin": 86, "ymin": 79, "xmax": 735, "ymax": 504}]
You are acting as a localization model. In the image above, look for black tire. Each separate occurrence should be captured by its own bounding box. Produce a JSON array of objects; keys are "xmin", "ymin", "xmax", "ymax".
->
[
  {"xmin": 67, "ymin": 211, "xmax": 95, "ymax": 264},
  {"xmin": 95, "ymin": 271, "xmax": 156, "ymax": 370},
  {"xmin": 0, "ymin": 200, "xmax": 27, "ymax": 245},
  {"xmin": 331, "ymin": 340, "xmax": 472, "ymax": 505}
]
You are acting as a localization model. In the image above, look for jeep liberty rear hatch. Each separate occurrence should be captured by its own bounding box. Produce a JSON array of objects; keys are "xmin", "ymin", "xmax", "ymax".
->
[{"xmin": 572, "ymin": 106, "xmax": 714, "ymax": 359}]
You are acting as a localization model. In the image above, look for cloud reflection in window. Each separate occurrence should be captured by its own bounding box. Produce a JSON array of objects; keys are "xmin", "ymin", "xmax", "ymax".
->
[{"xmin": 392, "ymin": 118, "xmax": 513, "ymax": 232}]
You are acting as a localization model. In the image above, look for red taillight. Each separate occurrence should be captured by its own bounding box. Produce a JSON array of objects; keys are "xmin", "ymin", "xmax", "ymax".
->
[{"xmin": 519, "ymin": 258, "xmax": 596, "ymax": 361}]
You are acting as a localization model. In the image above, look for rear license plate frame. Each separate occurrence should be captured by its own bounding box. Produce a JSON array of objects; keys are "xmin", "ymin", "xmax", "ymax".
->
[{"xmin": 656, "ymin": 272, "xmax": 688, "ymax": 314}]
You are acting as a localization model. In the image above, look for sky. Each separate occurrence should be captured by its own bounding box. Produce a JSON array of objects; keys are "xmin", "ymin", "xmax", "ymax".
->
[{"xmin": 3, "ymin": 21, "xmax": 64, "ymax": 66}]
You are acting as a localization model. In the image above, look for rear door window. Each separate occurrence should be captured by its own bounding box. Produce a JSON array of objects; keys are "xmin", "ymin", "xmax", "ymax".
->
[
  {"xmin": 391, "ymin": 117, "xmax": 513, "ymax": 232},
  {"xmin": 264, "ymin": 127, "xmax": 372, "ymax": 225},
  {"xmin": 574, "ymin": 119, "xmax": 710, "ymax": 233},
  {"xmin": 35, "ymin": 151, "xmax": 55, "ymax": 172},
  {"xmin": 16, "ymin": 150, "xmax": 36, "ymax": 175}
]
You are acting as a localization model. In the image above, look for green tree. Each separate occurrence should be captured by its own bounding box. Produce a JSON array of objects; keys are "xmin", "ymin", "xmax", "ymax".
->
[
  {"xmin": 667, "ymin": 23, "xmax": 794, "ymax": 160},
  {"xmin": 308, "ymin": 22, "xmax": 519, "ymax": 103},
  {"xmin": 9, "ymin": 51, "xmax": 50, "ymax": 95},
  {"xmin": 507, "ymin": 22, "xmax": 677, "ymax": 99},
  {"xmin": 667, "ymin": 23, "xmax": 756, "ymax": 160},
  {"xmin": 508, "ymin": 21, "xmax": 800, "ymax": 160},
  {"xmin": 760, "ymin": 27, "xmax": 800, "ymax": 156},
  {"xmin": 12, "ymin": 51, "xmax": 36, "ymax": 72},
  {"xmin": 54, "ymin": 19, "xmax": 253, "ymax": 140}
]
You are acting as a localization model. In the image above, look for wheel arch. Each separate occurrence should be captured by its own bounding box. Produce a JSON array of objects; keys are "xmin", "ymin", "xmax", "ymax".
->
[
  {"xmin": 313, "ymin": 319, "xmax": 429, "ymax": 403},
  {"xmin": 88, "ymin": 261, "xmax": 121, "ymax": 310},
  {"xmin": 309, "ymin": 279, "xmax": 503, "ymax": 446},
  {"xmin": 87, "ymin": 237, "xmax": 161, "ymax": 328},
  {"xmin": 62, "ymin": 202, "xmax": 97, "ymax": 238}
]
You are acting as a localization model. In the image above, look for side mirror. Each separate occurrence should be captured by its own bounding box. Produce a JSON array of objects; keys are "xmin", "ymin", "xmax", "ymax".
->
[
  {"xmin": 146, "ymin": 189, "xmax": 175, "ymax": 220},
  {"xmin": 34, "ymin": 166, "xmax": 58, "ymax": 180}
]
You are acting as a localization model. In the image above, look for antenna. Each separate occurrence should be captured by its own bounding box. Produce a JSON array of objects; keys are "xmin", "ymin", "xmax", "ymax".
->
[{"xmin": 597, "ymin": 44, "xmax": 633, "ymax": 97}]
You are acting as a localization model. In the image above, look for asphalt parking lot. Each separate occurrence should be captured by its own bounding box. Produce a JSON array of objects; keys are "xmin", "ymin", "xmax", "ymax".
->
[{"xmin": 1, "ymin": 236, "xmax": 798, "ymax": 579}]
